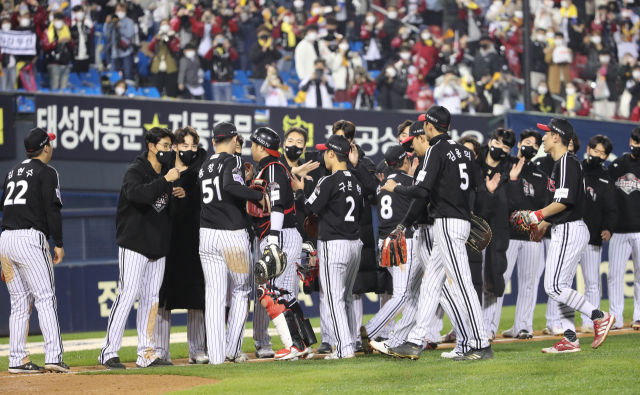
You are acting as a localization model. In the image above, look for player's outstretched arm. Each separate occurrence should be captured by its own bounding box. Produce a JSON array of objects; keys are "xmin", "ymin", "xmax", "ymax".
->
[{"xmin": 399, "ymin": 198, "xmax": 428, "ymax": 230}]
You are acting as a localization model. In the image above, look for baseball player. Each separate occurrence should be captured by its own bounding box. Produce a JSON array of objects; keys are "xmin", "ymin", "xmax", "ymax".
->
[
  {"xmin": 608, "ymin": 127, "xmax": 640, "ymax": 330},
  {"xmin": 0, "ymin": 128, "xmax": 68, "ymax": 374},
  {"xmin": 292, "ymin": 134, "xmax": 363, "ymax": 359},
  {"xmin": 498, "ymin": 129, "xmax": 549, "ymax": 340},
  {"xmin": 155, "ymin": 127, "xmax": 208, "ymax": 364},
  {"xmin": 198, "ymin": 122, "xmax": 263, "ymax": 364},
  {"xmin": 99, "ymin": 127, "xmax": 181, "ymax": 369},
  {"xmin": 577, "ymin": 135, "xmax": 617, "ymax": 333},
  {"xmin": 379, "ymin": 106, "xmax": 497, "ymax": 360},
  {"xmin": 376, "ymin": 120, "xmax": 414, "ymax": 177},
  {"xmin": 249, "ymin": 127, "xmax": 316, "ymax": 360},
  {"xmin": 525, "ymin": 117, "xmax": 615, "ymax": 353}
]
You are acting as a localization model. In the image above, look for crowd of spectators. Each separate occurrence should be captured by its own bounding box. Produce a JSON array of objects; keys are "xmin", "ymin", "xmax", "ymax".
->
[{"xmin": 1, "ymin": 0, "xmax": 640, "ymax": 119}]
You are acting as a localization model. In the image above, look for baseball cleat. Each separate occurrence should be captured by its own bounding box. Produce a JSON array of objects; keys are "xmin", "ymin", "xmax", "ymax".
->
[
  {"xmin": 515, "ymin": 330, "xmax": 533, "ymax": 339},
  {"xmin": 441, "ymin": 331, "xmax": 457, "ymax": 343},
  {"xmin": 633, "ymin": 321, "xmax": 640, "ymax": 330},
  {"xmin": 452, "ymin": 347, "xmax": 494, "ymax": 361},
  {"xmin": 275, "ymin": 346, "xmax": 310, "ymax": 361},
  {"xmin": 355, "ymin": 341, "xmax": 363, "ymax": 353},
  {"xmin": 316, "ymin": 342, "xmax": 333, "ymax": 354},
  {"xmin": 225, "ymin": 353, "xmax": 248, "ymax": 363},
  {"xmin": 137, "ymin": 358, "xmax": 174, "ymax": 368},
  {"xmin": 8, "ymin": 362, "xmax": 45, "ymax": 374},
  {"xmin": 190, "ymin": 353, "xmax": 209, "ymax": 364},
  {"xmin": 542, "ymin": 338, "xmax": 581, "ymax": 353},
  {"xmin": 424, "ymin": 342, "xmax": 438, "ymax": 350},
  {"xmin": 592, "ymin": 312, "xmax": 615, "ymax": 349},
  {"xmin": 487, "ymin": 332, "xmax": 496, "ymax": 342},
  {"xmin": 255, "ymin": 347, "xmax": 276, "ymax": 358},
  {"xmin": 580, "ymin": 324, "xmax": 594, "ymax": 333},
  {"xmin": 45, "ymin": 362, "xmax": 70, "ymax": 373},
  {"xmin": 360, "ymin": 326, "xmax": 373, "ymax": 354},
  {"xmin": 324, "ymin": 353, "xmax": 355, "ymax": 360},
  {"xmin": 440, "ymin": 350, "xmax": 464, "ymax": 359},
  {"xmin": 502, "ymin": 327, "xmax": 518, "ymax": 338},
  {"xmin": 102, "ymin": 357, "xmax": 126, "ymax": 370},
  {"xmin": 370, "ymin": 340, "xmax": 391, "ymax": 356},
  {"xmin": 388, "ymin": 342, "xmax": 422, "ymax": 360},
  {"xmin": 542, "ymin": 326, "xmax": 564, "ymax": 336},
  {"xmin": 374, "ymin": 337, "xmax": 388, "ymax": 342}
]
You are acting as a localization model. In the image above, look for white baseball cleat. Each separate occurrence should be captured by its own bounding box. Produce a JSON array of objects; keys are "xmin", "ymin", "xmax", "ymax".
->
[
  {"xmin": 370, "ymin": 340, "xmax": 391, "ymax": 356},
  {"xmin": 190, "ymin": 353, "xmax": 209, "ymax": 364},
  {"xmin": 275, "ymin": 346, "xmax": 312, "ymax": 361},
  {"xmin": 502, "ymin": 327, "xmax": 518, "ymax": 338},
  {"xmin": 324, "ymin": 353, "xmax": 355, "ymax": 360},
  {"xmin": 542, "ymin": 326, "xmax": 564, "ymax": 336},
  {"xmin": 255, "ymin": 347, "xmax": 276, "ymax": 358},
  {"xmin": 440, "ymin": 350, "xmax": 464, "ymax": 359}
]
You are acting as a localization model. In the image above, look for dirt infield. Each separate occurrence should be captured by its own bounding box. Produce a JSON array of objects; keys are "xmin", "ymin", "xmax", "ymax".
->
[{"xmin": 0, "ymin": 374, "xmax": 217, "ymax": 394}]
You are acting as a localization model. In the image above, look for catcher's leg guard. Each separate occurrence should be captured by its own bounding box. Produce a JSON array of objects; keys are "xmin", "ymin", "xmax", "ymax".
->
[
  {"xmin": 274, "ymin": 310, "xmax": 309, "ymax": 360},
  {"xmin": 287, "ymin": 300, "xmax": 317, "ymax": 346},
  {"xmin": 301, "ymin": 318, "xmax": 318, "ymax": 346}
]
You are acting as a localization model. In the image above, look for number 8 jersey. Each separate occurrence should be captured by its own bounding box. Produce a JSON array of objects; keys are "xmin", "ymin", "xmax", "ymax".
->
[
  {"xmin": 376, "ymin": 170, "xmax": 415, "ymax": 240},
  {"xmin": 0, "ymin": 159, "xmax": 63, "ymax": 247}
]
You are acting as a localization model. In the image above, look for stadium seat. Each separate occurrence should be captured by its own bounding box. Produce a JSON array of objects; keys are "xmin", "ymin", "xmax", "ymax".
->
[
  {"xmin": 515, "ymin": 102, "xmax": 525, "ymax": 112},
  {"xmin": 350, "ymin": 41, "xmax": 363, "ymax": 52},
  {"xmin": 126, "ymin": 86, "xmax": 138, "ymax": 96},
  {"xmin": 68, "ymin": 73, "xmax": 83, "ymax": 90},
  {"xmin": 335, "ymin": 102, "xmax": 352, "ymax": 109},
  {"xmin": 234, "ymin": 70, "xmax": 249, "ymax": 85},
  {"xmin": 139, "ymin": 87, "xmax": 161, "ymax": 98},
  {"xmin": 137, "ymin": 52, "xmax": 150, "ymax": 78},
  {"xmin": 104, "ymin": 71, "xmax": 121, "ymax": 84},
  {"xmin": 76, "ymin": 87, "xmax": 101, "ymax": 95},
  {"xmin": 369, "ymin": 70, "xmax": 380, "ymax": 79}
]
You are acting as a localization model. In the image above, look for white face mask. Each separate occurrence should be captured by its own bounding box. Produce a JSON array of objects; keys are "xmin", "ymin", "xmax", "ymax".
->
[
  {"xmin": 387, "ymin": 11, "xmax": 398, "ymax": 19},
  {"xmin": 591, "ymin": 36, "xmax": 601, "ymax": 44},
  {"xmin": 115, "ymin": 86, "xmax": 126, "ymax": 96},
  {"xmin": 20, "ymin": 18, "xmax": 31, "ymax": 27},
  {"xmin": 76, "ymin": 12, "xmax": 85, "ymax": 20},
  {"xmin": 386, "ymin": 68, "xmax": 397, "ymax": 77},
  {"xmin": 554, "ymin": 38, "xmax": 564, "ymax": 46},
  {"xmin": 306, "ymin": 32, "xmax": 317, "ymax": 41},
  {"xmin": 116, "ymin": 11, "xmax": 126, "ymax": 19},
  {"xmin": 283, "ymin": 16, "xmax": 291, "ymax": 24},
  {"xmin": 599, "ymin": 55, "xmax": 610, "ymax": 63},
  {"xmin": 565, "ymin": 87, "xmax": 576, "ymax": 95},
  {"xmin": 160, "ymin": 24, "xmax": 170, "ymax": 33},
  {"xmin": 400, "ymin": 52, "xmax": 411, "ymax": 60},
  {"xmin": 184, "ymin": 51, "xmax": 195, "ymax": 59},
  {"xmin": 514, "ymin": 10, "xmax": 523, "ymax": 18},
  {"xmin": 54, "ymin": 20, "xmax": 64, "ymax": 30},
  {"xmin": 560, "ymin": 1, "xmax": 568, "ymax": 7},
  {"xmin": 633, "ymin": 70, "xmax": 640, "ymax": 79},
  {"xmin": 366, "ymin": 15, "xmax": 376, "ymax": 24},
  {"xmin": 294, "ymin": 0, "xmax": 304, "ymax": 8},
  {"xmin": 546, "ymin": 31, "xmax": 555, "ymax": 39},
  {"xmin": 1, "ymin": 24, "xmax": 11, "ymax": 32},
  {"xmin": 401, "ymin": 31, "xmax": 410, "ymax": 39},
  {"xmin": 536, "ymin": 34, "xmax": 546, "ymax": 42},
  {"xmin": 338, "ymin": 43, "xmax": 350, "ymax": 51},
  {"xmin": 312, "ymin": 7, "xmax": 322, "ymax": 15},
  {"xmin": 545, "ymin": 0, "xmax": 553, "ymax": 7},
  {"xmin": 537, "ymin": 86, "xmax": 548, "ymax": 95},
  {"xmin": 421, "ymin": 32, "xmax": 431, "ymax": 40}
]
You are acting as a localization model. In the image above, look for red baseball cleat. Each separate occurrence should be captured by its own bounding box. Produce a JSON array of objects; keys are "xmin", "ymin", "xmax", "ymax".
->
[
  {"xmin": 542, "ymin": 338, "xmax": 581, "ymax": 353},
  {"xmin": 592, "ymin": 312, "xmax": 616, "ymax": 349}
]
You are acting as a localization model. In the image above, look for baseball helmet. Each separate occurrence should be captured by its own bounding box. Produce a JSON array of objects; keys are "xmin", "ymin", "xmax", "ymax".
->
[{"xmin": 250, "ymin": 127, "xmax": 281, "ymax": 157}]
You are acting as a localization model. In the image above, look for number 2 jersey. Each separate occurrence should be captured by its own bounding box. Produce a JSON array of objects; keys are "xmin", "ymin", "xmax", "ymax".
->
[
  {"xmin": 377, "ymin": 170, "xmax": 414, "ymax": 240},
  {"xmin": 199, "ymin": 152, "xmax": 263, "ymax": 231},
  {"xmin": 0, "ymin": 159, "xmax": 63, "ymax": 247},
  {"xmin": 297, "ymin": 170, "xmax": 362, "ymax": 241}
]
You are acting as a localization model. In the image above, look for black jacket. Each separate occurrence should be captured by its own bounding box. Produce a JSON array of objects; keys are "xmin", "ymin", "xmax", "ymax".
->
[
  {"xmin": 159, "ymin": 148, "xmax": 207, "ymax": 310},
  {"xmin": 508, "ymin": 160, "xmax": 549, "ymax": 241},
  {"xmin": 582, "ymin": 159, "xmax": 617, "ymax": 246},
  {"xmin": 608, "ymin": 153, "xmax": 640, "ymax": 233},
  {"xmin": 375, "ymin": 70, "xmax": 410, "ymax": 110},
  {"xmin": 531, "ymin": 39, "xmax": 548, "ymax": 74},
  {"xmin": 249, "ymin": 42, "xmax": 282, "ymax": 79},
  {"xmin": 115, "ymin": 153, "xmax": 176, "ymax": 260},
  {"xmin": 70, "ymin": 20, "xmax": 95, "ymax": 60}
]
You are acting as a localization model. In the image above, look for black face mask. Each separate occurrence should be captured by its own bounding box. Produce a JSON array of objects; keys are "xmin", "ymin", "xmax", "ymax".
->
[
  {"xmin": 631, "ymin": 145, "xmax": 640, "ymax": 158},
  {"xmin": 520, "ymin": 145, "xmax": 537, "ymax": 160},
  {"xmin": 441, "ymin": 51, "xmax": 452, "ymax": 59},
  {"xmin": 489, "ymin": 146, "xmax": 506, "ymax": 161},
  {"xmin": 178, "ymin": 149, "xmax": 197, "ymax": 165},
  {"xmin": 587, "ymin": 155, "xmax": 604, "ymax": 168},
  {"xmin": 235, "ymin": 151, "xmax": 242, "ymax": 157},
  {"xmin": 481, "ymin": 43, "xmax": 491, "ymax": 50},
  {"xmin": 285, "ymin": 145, "xmax": 303, "ymax": 161},
  {"xmin": 155, "ymin": 149, "xmax": 172, "ymax": 164}
]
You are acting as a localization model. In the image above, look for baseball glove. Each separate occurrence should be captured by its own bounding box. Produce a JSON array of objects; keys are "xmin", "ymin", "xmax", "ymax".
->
[
  {"xmin": 246, "ymin": 179, "xmax": 271, "ymax": 217},
  {"xmin": 466, "ymin": 213, "xmax": 492, "ymax": 253},
  {"xmin": 297, "ymin": 241, "xmax": 319, "ymax": 286},
  {"xmin": 510, "ymin": 210, "xmax": 535, "ymax": 234},
  {"xmin": 255, "ymin": 244, "xmax": 287, "ymax": 282},
  {"xmin": 303, "ymin": 214, "xmax": 318, "ymax": 239},
  {"xmin": 381, "ymin": 225, "xmax": 407, "ymax": 267}
]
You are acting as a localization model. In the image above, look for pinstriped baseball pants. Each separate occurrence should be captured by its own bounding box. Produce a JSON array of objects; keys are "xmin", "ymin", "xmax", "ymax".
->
[
  {"xmin": 0, "ymin": 229, "xmax": 63, "ymax": 367},
  {"xmin": 154, "ymin": 307, "xmax": 206, "ymax": 361},
  {"xmin": 608, "ymin": 232, "xmax": 640, "ymax": 326},
  {"xmin": 99, "ymin": 247, "xmax": 166, "ymax": 367},
  {"xmin": 578, "ymin": 245, "xmax": 602, "ymax": 326},
  {"xmin": 536, "ymin": 238, "xmax": 561, "ymax": 329},
  {"xmin": 199, "ymin": 228, "xmax": 252, "ymax": 364}
]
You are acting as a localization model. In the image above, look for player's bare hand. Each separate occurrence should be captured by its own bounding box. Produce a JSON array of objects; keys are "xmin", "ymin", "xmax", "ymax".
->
[
  {"xmin": 381, "ymin": 179, "xmax": 397, "ymax": 193},
  {"xmin": 165, "ymin": 167, "xmax": 180, "ymax": 182},
  {"xmin": 244, "ymin": 162, "xmax": 254, "ymax": 181},
  {"xmin": 408, "ymin": 157, "xmax": 419, "ymax": 177},
  {"xmin": 486, "ymin": 173, "xmax": 500, "ymax": 193},
  {"xmin": 53, "ymin": 247, "xmax": 65, "ymax": 265},
  {"xmin": 510, "ymin": 157, "xmax": 524, "ymax": 180},
  {"xmin": 173, "ymin": 187, "xmax": 186, "ymax": 198},
  {"xmin": 601, "ymin": 230, "xmax": 611, "ymax": 242},
  {"xmin": 291, "ymin": 173, "xmax": 305, "ymax": 191},
  {"xmin": 377, "ymin": 173, "xmax": 384, "ymax": 181},
  {"xmin": 292, "ymin": 161, "xmax": 319, "ymax": 180},
  {"xmin": 349, "ymin": 143, "xmax": 359, "ymax": 166}
]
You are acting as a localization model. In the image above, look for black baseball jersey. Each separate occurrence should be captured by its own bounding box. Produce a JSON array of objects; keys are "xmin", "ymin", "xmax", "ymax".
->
[
  {"xmin": 582, "ymin": 160, "xmax": 617, "ymax": 245},
  {"xmin": 0, "ymin": 159, "xmax": 63, "ymax": 247},
  {"xmin": 544, "ymin": 152, "xmax": 587, "ymax": 224},
  {"xmin": 199, "ymin": 152, "xmax": 263, "ymax": 231},
  {"xmin": 377, "ymin": 170, "xmax": 414, "ymax": 240},
  {"xmin": 608, "ymin": 153, "xmax": 640, "ymax": 233},
  {"xmin": 535, "ymin": 153, "xmax": 555, "ymax": 177},
  {"xmin": 302, "ymin": 170, "xmax": 362, "ymax": 241},
  {"xmin": 414, "ymin": 133, "xmax": 478, "ymax": 220},
  {"xmin": 253, "ymin": 156, "xmax": 297, "ymax": 239},
  {"xmin": 508, "ymin": 161, "xmax": 549, "ymax": 241}
]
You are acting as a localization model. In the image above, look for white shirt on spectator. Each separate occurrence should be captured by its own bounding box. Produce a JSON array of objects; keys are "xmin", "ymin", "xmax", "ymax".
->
[
  {"xmin": 299, "ymin": 74, "xmax": 335, "ymax": 108},
  {"xmin": 326, "ymin": 52, "xmax": 363, "ymax": 91},
  {"xmin": 434, "ymin": 82, "xmax": 468, "ymax": 114},
  {"xmin": 260, "ymin": 76, "xmax": 293, "ymax": 106},
  {"xmin": 295, "ymin": 38, "xmax": 332, "ymax": 81}
]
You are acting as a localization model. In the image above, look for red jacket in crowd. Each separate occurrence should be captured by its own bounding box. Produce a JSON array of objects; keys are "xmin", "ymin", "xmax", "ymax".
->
[{"xmin": 412, "ymin": 39, "xmax": 439, "ymax": 78}]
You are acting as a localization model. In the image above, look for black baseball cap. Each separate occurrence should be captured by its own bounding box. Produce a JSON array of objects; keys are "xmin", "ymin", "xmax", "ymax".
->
[
  {"xmin": 24, "ymin": 127, "xmax": 56, "ymax": 152},
  {"xmin": 384, "ymin": 145, "xmax": 408, "ymax": 166},
  {"xmin": 419, "ymin": 105, "xmax": 451, "ymax": 130},
  {"xmin": 537, "ymin": 117, "xmax": 574, "ymax": 141},
  {"xmin": 212, "ymin": 122, "xmax": 238, "ymax": 139},
  {"xmin": 316, "ymin": 134, "xmax": 351, "ymax": 155},
  {"xmin": 401, "ymin": 121, "xmax": 425, "ymax": 144}
]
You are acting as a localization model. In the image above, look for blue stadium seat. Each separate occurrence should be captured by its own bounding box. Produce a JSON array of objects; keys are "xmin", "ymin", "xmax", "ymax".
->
[
  {"xmin": 104, "ymin": 71, "xmax": 121, "ymax": 84},
  {"xmin": 68, "ymin": 72, "xmax": 82, "ymax": 90},
  {"xmin": 350, "ymin": 41, "xmax": 363, "ymax": 52},
  {"xmin": 139, "ymin": 87, "xmax": 161, "ymax": 98},
  {"xmin": 76, "ymin": 87, "xmax": 101, "ymax": 95},
  {"xmin": 515, "ymin": 101, "xmax": 525, "ymax": 112},
  {"xmin": 234, "ymin": 70, "xmax": 249, "ymax": 85},
  {"xmin": 137, "ymin": 52, "xmax": 150, "ymax": 78},
  {"xmin": 369, "ymin": 70, "xmax": 380, "ymax": 79},
  {"xmin": 126, "ymin": 86, "xmax": 137, "ymax": 96},
  {"xmin": 335, "ymin": 102, "xmax": 352, "ymax": 109}
]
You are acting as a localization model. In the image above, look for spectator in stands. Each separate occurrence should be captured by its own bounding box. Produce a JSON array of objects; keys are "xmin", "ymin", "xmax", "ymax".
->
[
  {"xmin": 0, "ymin": 17, "xmax": 17, "ymax": 91},
  {"xmin": 250, "ymin": 25, "xmax": 281, "ymax": 105},
  {"xmin": 293, "ymin": 0, "xmax": 307, "ymax": 26},
  {"xmin": 545, "ymin": 31, "xmax": 572, "ymax": 95},
  {"xmin": 473, "ymin": 35, "xmax": 502, "ymax": 82},
  {"xmin": 327, "ymin": 38, "xmax": 363, "ymax": 103},
  {"xmin": 112, "ymin": 79, "xmax": 128, "ymax": 96},
  {"xmin": 360, "ymin": 12, "xmax": 384, "ymax": 70},
  {"xmin": 178, "ymin": 43, "xmax": 204, "ymax": 100},
  {"xmin": 434, "ymin": 67, "xmax": 468, "ymax": 114},
  {"xmin": 260, "ymin": 64, "xmax": 293, "ymax": 106},
  {"xmin": 615, "ymin": 9, "xmax": 639, "ymax": 63},
  {"xmin": 104, "ymin": 3, "xmax": 136, "ymax": 80},
  {"xmin": 195, "ymin": 9, "xmax": 219, "ymax": 71},
  {"xmin": 322, "ymin": 16, "xmax": 340, "ymax": 49},
  {"xmin": 381, "ymin": 6, "xmax": 401, "ymax": 56},
  {"xmin": 413, "ymin": 27, "xmax": 440, "ymax": 82},
  {"xmin": 533, "ymin": 80, "xmax": 556, "ymax": 113},
  {"xmin": 274, "ymin": 11, "xmax": 298, "ymax": 72},
  {"xmin": 149, "ymin": 19, "xmax": 180, "ymax": 97},
  {"xmin": 476, "ymin": 71, "xmax": 500, "ymax": 113},
  {"xmin": 534, "ymin": 0, "xmax": 561, "ymax": 31},
  {"xmin": 459, "ymin": 73, "xmax": 479, "ymax": 113},
  {"xmin": 70, "ymin": 6, "xmax": 94, "ymax": 75},
  {"xmin": 562, "ymin": 80, "xmax": 590, "ymax": 116},
  {"xmin": 589, "ymin": 49, "xmax": 618, "ymax": 119},
  {"xmin": 307, "ymin": 2, "xmax": 328, "ymax": 36},
  {"xmin": 376, "ymin": 62, "xmax": 409, "ymax": 110},
  {"xmin": 531, "ymin": 27, "xmax": 549, "ymax": 88},
  {"xmin": 299, "ymin": 58, "xmax": 334, "ymax": 108},
  {"xmin": 207, "ymin": 33, "xmax": 238, "ymax": 102},
  {"xmin": 625, "ymin": 65, "xmax": 640, "ymax": 117},
  {"xmin": 235, "ymin": 0, "xmax": 263, "ymax": 72},
  {"xmin": 295, "ymin": 25, "xmax": 330, "ymax": 81},
  {"xmin": 171, "ymin": 4, "xmax": 202, "ymax": 49},
  {"xmin": 42, "ymin": 12, "xmax": 74, "ymax": 90},
  {"xmin": 493, "ymin": 69, "xmax": 521, "ymax": 113},
  {"xmin": 349, "ymin": 66, "xmax": 376, "ymax": 110}
]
